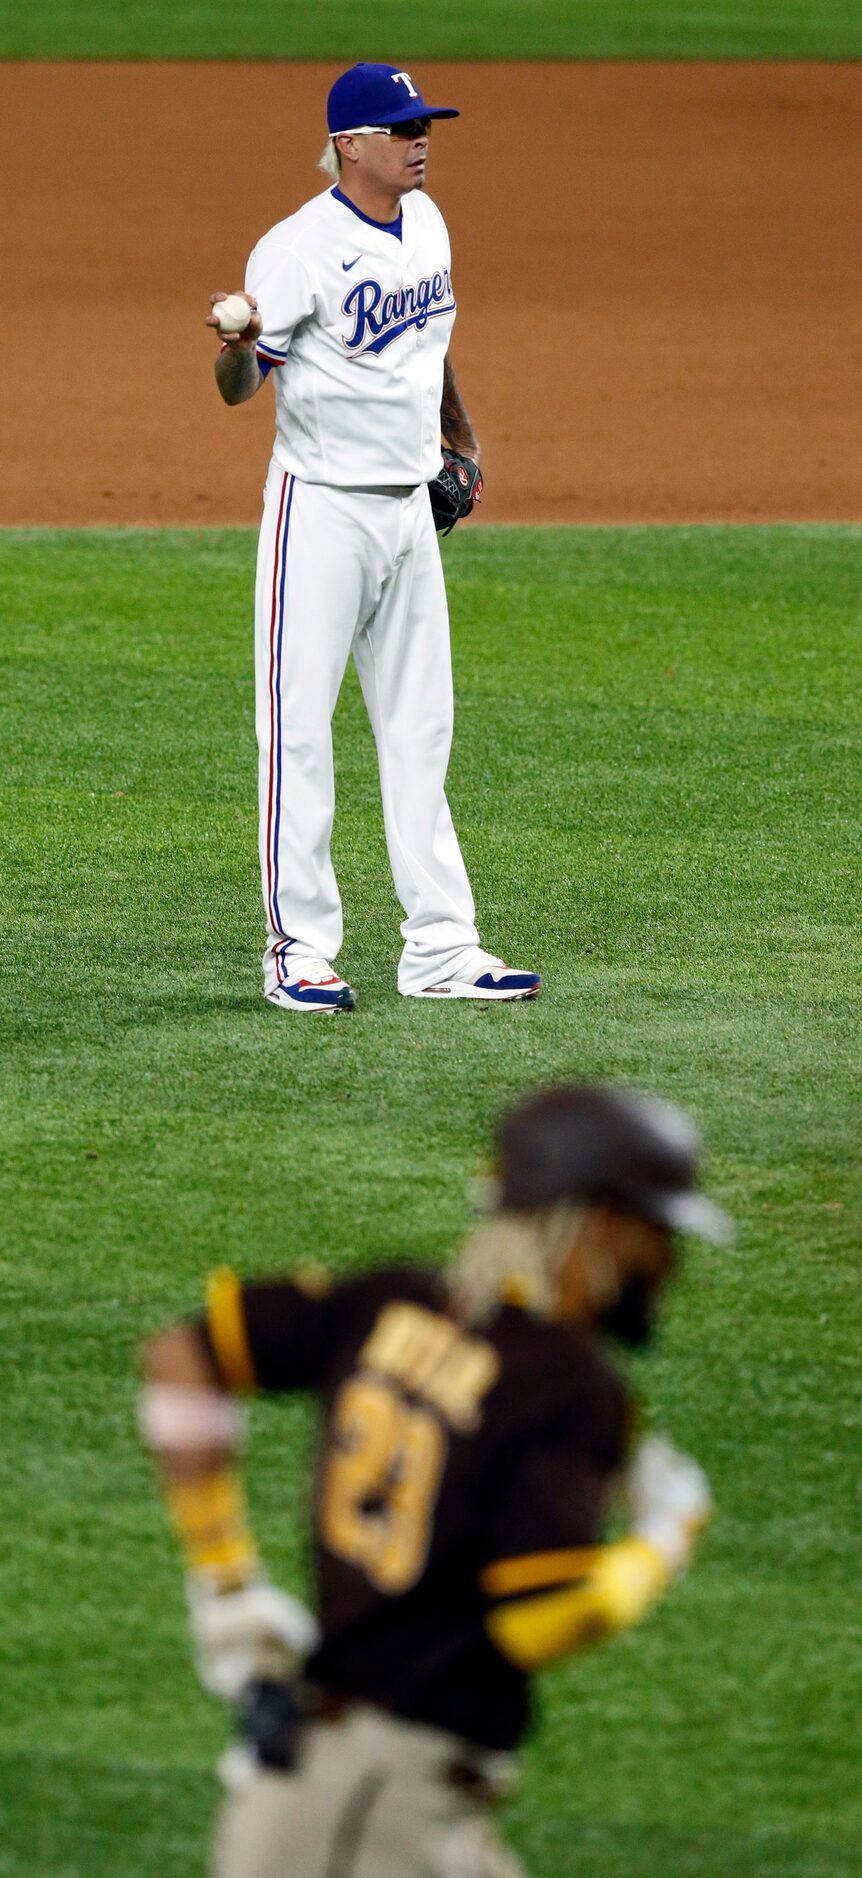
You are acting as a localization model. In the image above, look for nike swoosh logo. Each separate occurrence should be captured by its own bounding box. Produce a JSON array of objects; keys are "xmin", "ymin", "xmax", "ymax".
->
[{"xmin": 342, "ymin": 256, "xmax": 363, "ymax": 272}]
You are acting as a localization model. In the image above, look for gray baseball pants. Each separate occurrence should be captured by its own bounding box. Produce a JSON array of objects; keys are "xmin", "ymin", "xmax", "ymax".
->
[{"xmin": 214, "ymin": 1703, "xmax": 528, "ymax": 1878}]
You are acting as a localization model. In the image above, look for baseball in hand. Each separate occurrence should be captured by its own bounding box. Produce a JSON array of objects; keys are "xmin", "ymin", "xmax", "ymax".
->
[{"xmin": 212, "ymin": 294, "xmax": 255, "ymax": 335}]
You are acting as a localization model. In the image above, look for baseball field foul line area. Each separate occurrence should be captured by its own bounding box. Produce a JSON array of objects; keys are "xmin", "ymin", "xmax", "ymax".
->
[
  {"xmin": 1, "ymin": 523, "xmax": 861, "ymax": 1875},
  {"xmin": 2, "ymin": 60, "xmax": 861, "ymax": 526}
]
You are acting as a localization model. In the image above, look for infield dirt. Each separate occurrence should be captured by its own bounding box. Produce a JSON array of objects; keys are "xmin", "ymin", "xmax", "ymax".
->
[{"xmin": 4, "ymin": 61, "xmax": 860, "ymax": 525}]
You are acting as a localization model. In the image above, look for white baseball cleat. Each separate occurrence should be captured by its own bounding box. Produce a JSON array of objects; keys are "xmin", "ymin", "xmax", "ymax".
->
[
  {"xmin": 406, "ymin": 952, "xmax": 541, "ymax": 1002},
  {"xmin": 265, "ymin": 955, "xmax": 356, "ymax": 1013}
]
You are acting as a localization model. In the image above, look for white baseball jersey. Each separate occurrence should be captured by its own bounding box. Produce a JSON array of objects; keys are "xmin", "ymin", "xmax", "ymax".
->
[{"xmin": 246, "ymin": 187, "xmax": 456, "ymax": 487}]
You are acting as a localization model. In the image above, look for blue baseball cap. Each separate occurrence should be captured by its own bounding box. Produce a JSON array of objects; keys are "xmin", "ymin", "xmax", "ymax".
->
[{"xmin": 327, "ymin": 63, "xmax": 459, "ymax": 134}]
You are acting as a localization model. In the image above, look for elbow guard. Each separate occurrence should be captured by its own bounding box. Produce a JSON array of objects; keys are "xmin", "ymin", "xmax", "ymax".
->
[{"xmin": 484, "ymin": 1537, "xmax": 671, "ymax": 1672}]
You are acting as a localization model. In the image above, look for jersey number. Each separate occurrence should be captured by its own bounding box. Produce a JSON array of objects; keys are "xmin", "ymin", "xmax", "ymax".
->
[{"xmin": 320, "ymin": 1377, "xmax": 446, "ymax": 1594}]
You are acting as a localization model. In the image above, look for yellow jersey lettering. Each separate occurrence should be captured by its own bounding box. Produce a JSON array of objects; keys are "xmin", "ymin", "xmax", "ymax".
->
[
  {"xmin": 320, "ymin": 1376, "xmax": 446, "ymax": 1593},
  {"xmin": 359, "ymin": 1302, "xmax": 500, "ymax": 1432}
]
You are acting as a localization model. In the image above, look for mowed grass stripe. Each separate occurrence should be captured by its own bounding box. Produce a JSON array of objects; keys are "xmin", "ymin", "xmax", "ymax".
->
[
  {"xmin": 0, "ymin": 524, "xmax": 860, "ymax": 1878},
  {"xmin": 2, "ymin": 0, "xmax": 862, "ymax": 59}
]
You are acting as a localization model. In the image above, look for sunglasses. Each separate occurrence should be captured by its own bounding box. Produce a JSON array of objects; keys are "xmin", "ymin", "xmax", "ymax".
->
[{"xmin": 340, "ymin": 118, "xmax": 432, "ymax": 142}]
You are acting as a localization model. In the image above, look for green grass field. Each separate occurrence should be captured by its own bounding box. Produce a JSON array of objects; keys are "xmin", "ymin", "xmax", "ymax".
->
[
  {"xmin": 1, "ymin": 0, "xmax": 861, "ymax": 59},
  {"xmin": 1, "ymin": 525, "xmax": 860, "ymax": 1876}
]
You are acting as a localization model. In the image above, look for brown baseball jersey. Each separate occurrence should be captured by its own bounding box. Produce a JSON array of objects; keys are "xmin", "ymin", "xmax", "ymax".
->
[{"xmin": 199, "ymin": 1263, "xmax": 629, "ymax": 1751}]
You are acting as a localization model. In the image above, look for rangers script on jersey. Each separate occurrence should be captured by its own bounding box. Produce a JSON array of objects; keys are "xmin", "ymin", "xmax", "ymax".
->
[{"xmin": 246, "ymin": 188, "xmax": 457, "ymax": 487}]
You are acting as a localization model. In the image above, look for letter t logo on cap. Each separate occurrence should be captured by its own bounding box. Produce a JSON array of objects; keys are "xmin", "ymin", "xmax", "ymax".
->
[{"xmin": 392, "ymin": 71, "xmax": 419, "ymax": 97}]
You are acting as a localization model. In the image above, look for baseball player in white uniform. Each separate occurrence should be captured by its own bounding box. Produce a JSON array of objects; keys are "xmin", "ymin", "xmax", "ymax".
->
[{"xmin": 207, "ymin": 63, "xmax": 540, "ymax": 1014}]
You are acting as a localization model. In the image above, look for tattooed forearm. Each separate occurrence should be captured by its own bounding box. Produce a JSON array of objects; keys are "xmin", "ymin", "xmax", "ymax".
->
[
  {"xmin": 441, "ymin": 354, "xmax": 480, "ymax": 460},
  {"xmin": 215, "ymin": 345, "xmax": 263, "ymax": 407}
]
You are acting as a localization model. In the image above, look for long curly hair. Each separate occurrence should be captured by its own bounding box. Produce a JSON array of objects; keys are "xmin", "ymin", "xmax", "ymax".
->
[{"xmin": 452, "ymin": 1201, "xmax": 585, "ymax": 1325}]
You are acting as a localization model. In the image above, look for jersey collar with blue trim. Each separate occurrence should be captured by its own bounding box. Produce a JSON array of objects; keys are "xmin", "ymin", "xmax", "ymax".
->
[{"xmin": 331, "ymin": 186, "xmax": 403, "ymax": 242}]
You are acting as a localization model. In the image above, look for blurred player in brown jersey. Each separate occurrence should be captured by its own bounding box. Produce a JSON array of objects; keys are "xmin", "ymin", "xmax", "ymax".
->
[{"xmin": 140, "ymin": 1084, "xmax": 729, "ymax": 1878}]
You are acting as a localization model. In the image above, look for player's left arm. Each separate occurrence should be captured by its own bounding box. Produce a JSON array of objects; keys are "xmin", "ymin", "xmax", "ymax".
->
[{"xmin": 441, "ymin": 352, "xmax": 480, "ymax": 463}]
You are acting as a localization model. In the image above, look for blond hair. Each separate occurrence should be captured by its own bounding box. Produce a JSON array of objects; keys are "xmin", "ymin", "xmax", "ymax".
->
[
  {"xmin": 452, "ymin": 1203, "xmax": 585, "ymax": 1325},
  {"xmin": 318, "ymin": 137, "xmax": 341, "ymax": 182}
]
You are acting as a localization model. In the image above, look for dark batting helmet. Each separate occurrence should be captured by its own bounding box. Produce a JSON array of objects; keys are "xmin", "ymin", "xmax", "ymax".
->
[{"xmin": 496, "ymin": 1084, "xmax": 730, "ymax": 1243}]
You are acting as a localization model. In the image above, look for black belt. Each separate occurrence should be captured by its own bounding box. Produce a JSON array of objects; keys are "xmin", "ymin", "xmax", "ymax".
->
[
  {"xmin": 311, "ymin": 1691, "xmax": 503, "ymax": 1803},
  {"xmin": 245, "ymin": 1682, "xmax": 503, "ymax": 1803}
]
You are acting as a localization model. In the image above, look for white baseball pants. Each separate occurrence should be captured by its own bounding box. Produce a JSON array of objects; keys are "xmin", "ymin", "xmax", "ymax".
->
[
  {"xmin": 214, "ymin": 1705, "xmax": 528, "ymax": 1878},
  {"xmin": 254, "ymin": 463, "xmax": 480, "ymax": 996}
]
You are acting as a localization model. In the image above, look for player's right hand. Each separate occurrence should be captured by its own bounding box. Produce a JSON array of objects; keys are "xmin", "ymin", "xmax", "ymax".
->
[
  {"xmin": 206, "ymin": 292, "xmax": 263, "ymax": 349},
  {"xmin": 625, "ymin": 1434, "xmax": 712, "ymax": 1574},
  {"xmin": 187, "ymin": 1577, "xmax": 320, "ymax": 1701}
]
